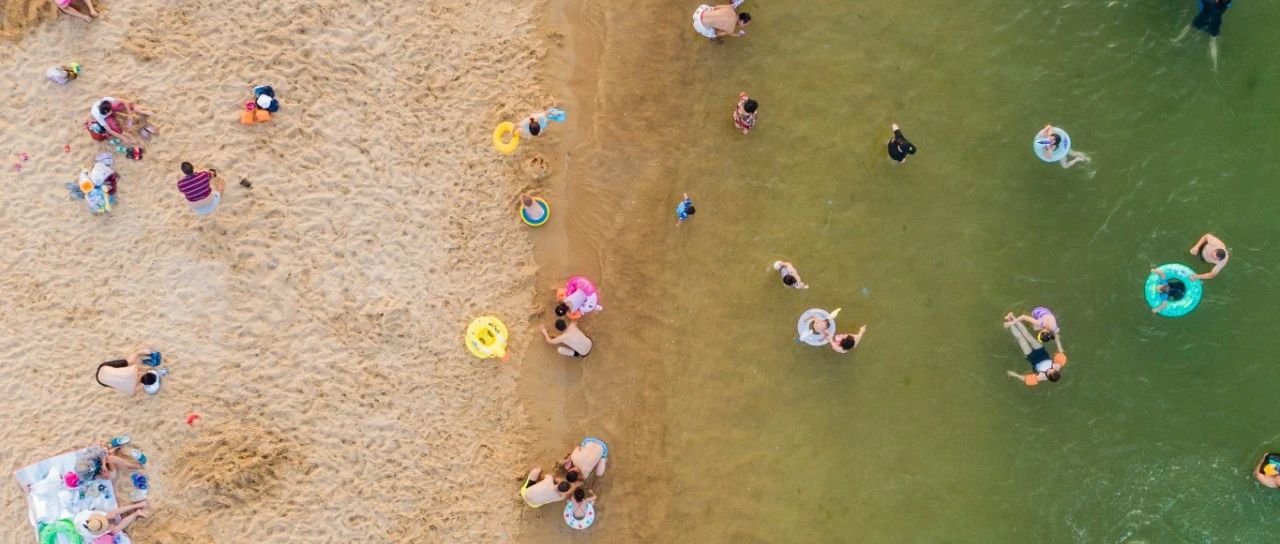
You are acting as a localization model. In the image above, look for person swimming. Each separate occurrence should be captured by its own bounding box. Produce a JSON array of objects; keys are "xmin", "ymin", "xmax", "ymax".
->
[
  {"xmin": 887, "ymin": 123, "xmax": 917, "ymax": 164},
  {"xmin": 1003, "ymin": 315, "xmax": 1065, "ymax": 386},
  {"xmin": 771, "ymin": 261, "xmax": 808, "ymax": 289},
  {"xmin": 1036, "ymin": 124, "xmax": 1091, "ymax": 169},
  {"xmin": 1009, "ymin": 308, "xmax": 1063, "ymax": 353},
  {"xmin": 1189, "ymin": 233, "xmax": 1229, "ymax": 280},
  {"xmin": 1191, "ymin": 0, "xmax": 1231, "ymax": 38},
  {"xmin": 1149, "ymin": 268, "xmax": 1187, "ymax": 314}
]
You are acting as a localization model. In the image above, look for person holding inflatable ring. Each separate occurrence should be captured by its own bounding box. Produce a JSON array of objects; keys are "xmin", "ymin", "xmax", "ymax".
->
[
  {"xmin": 1189, "ymin": 233, "xmax": 1230, "ymax": 280},
  {"xmin": 1036, "ymin": 124, "xmax": 1091, "ymax": 169}
]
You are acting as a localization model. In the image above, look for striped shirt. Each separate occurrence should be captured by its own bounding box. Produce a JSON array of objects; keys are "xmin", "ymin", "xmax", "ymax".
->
[{"xmin": 177, "ymin": 171, "xmax": 213, "ymax": 202}]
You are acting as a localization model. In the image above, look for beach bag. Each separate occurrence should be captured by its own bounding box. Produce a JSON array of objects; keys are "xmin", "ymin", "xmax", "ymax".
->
[{"xmin": 85, "ymin": 119, "xmax": 109, "ymax": 141}]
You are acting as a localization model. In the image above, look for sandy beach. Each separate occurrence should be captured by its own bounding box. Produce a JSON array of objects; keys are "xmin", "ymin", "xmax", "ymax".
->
[{"xmin": 0, "ymin": 0, "xmax": 568, "ymax": 541}]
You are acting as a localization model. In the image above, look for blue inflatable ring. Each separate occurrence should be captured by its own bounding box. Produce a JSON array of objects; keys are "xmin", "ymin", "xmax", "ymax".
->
[
  {"xmin": 1033, "ymin": 127, "xmax": 1071, "ymax": 163},
  {"xmin": 1145, "ymin": 263, "xmax": 1203, "ymax": 318}
]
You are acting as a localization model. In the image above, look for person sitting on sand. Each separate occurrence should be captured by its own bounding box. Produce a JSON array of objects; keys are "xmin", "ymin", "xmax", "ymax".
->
[
  {"xmin": 1255, "ymin": 453, "xmax": 1280, "ymax": 489},
  {"xmin": 541, "ymin": 319, "xmax": 593, "ymax": 358},
  {"xmin": 74, "ymin": 501, "xmax": 149, "ymax": 540},
  {"xmin": 518, "ymin": 111, "xmax": 551, "ymax": 138},
  {"xmin": 177, "ymin": 162, "xmax": 226, "ymax": 216},
  {"xmin": 75, "ymin": 443, "xmax": 143, "ymax": 483},
  {"xmin": 692, "ymin": 0, "xmax": 750, "ymax": 43},
  {"xmin": 887, "ymin": 123, "xmax": 917, "ymax": 164},
  {"xmin": 568, "ymin": 488, "xmax": 597, "ymax": 522},
  {"xmin": 771, "ymin": 260, "xmax": 809, "ymax": 289},
  {"xmin": 54, "ymin": 0, "xmax": 99, "ymax": 23},
  {"xmin": 1003, "ymin": 314, "xmax": 1064, "ymax": 386},
  {"xmin": 734, "ymin": 93, "xmax": 758, "ymax": 135},
  {"xmin": 563, "ymin": 437, "xmax": 609, "ymax": 480},
  {"xmin": 1036, "ymin": 124, "xmax": 1091, "ymax": 169},
  {"xmin": 1189, "ymin": 233, "xmax": 1229, "ymax": 280},
  {"xmin": 96, "ymin": 348, "xmax": 166, "ymax": 396},
  {"xmin": 1149, "ymin": 267, "xmax": 1188, "ymax": 315},
  {"xmin": 520, "ymin": 467, "xmax": 579, "ymax": 508},
  {"xmin": 830, "ymin": 325, "xmax": 867, "ymax": 354},
  {"xmin": 91, "ymin": 98, "xmax": 156, "ymax": 145}
]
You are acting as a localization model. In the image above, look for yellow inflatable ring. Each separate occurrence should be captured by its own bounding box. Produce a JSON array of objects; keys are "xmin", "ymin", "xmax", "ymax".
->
[
  {"xmin": 493, "ymin": 122, "xmax": 520, "ymax": 154},
  {"xmin": 520, "ymin": 197, "xmax": 551, "ymax": 227},
  {"xmin": 466, "ymin": 316, "xmax": 509, "ymax": 360}
]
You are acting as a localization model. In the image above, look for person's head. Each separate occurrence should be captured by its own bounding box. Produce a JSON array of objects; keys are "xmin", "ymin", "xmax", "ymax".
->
[
  {"xmin": 685, "ymin": 205, "xmax": 696, "ymax": 216},
  {"xmin": 1037, "ymin": 330, "xmax": 1056, "ymax": 342},
  {"xmin": 738, "ymin": 12, "xmax": 751, "ymax": 25},
  {"xmin": 555, "ymin": 319, "xmax": 568, "ymax": 332},
  {"xmin": 1045, "ymin": 368, "xmax": 1062, "ymax": 382},
  {"xmin": 840, "ymin": 336, "xmax": 856, "ymax": 351},
  {"xmin": 521, "ymin": 194, "xmax": 534, "ymax": 207},
  {"xmin": 555, "ymin": 302, "xmax": 569, "ymax": 316},
  {"xmin": 180, "ymin": 162, "xmax": 194, "ymax": 176},
  {"xmin": 1049, "ymin": 134, "xmax": 1061, "ymax": 146},
  {"xmin": 1215, "ymin": 249, "xmax": 1227, "ymax": 260},
  {"xmin": 574, "ymin": 488, "xmax": 585, "ymax": 501},
  {"xmin": 140, "ymin": 372, "xmax": 158, "ymax": 386},
  {"xmin": 528, "ymin": 119, "xmax": 542, "ymax": 136},
  {"xmin": 565, "ymin": 469, "xmax": 580, "ymax": 482},
  {"xmin": 1157, "ymin": 284, "xmax": 1169, "ymax": 293},
  {"xmin": 557, "ymin": 481, "xmax": 571, "ymax": 493},
  {"xmin": 782, "ymin": 274, "xmax": 797, "ymax": 286},
  {"xmin": 742, "ymin": 99, "xmax": 758, "ymax": 114},
  {"xmin": 97, "ymin": 101, "xmax": 112, "ymax": 116}
]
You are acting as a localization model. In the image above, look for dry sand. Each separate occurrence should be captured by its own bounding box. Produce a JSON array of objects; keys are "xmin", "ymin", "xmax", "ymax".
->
[{"xmin": 0, "ymin": 0, "xmax": 566, "ymax": 541}]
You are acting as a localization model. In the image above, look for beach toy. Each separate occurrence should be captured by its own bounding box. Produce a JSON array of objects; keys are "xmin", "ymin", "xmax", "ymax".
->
[
  {"xmin": 20, "ymin": 152, "xmax": 29, "ymax": 162},
  {"xmin": 1053, "ymin": 352, "xmax": 1067, "ymax": 365},
  {"xmin": 492, "ymin": 122, "xmax": 520, "ymax": 154},
  {"xmin": 255, "ymin": 109, "xmax": 271, "ymax": 123},
  {"xmin": 797, "ymin": 308, "xmax": 841, "ymax": 346},
  {"xmin": 240, "ymin": 101, "xmax": 256, "ymax": 125},
  {"xmin": 38, "ymin": 519, "xmax": 82, "ymax": 544},
  {"xmin": 64, "ymin": 144, "xmax": 71, "ymax": 153},
  {"xmin": 520, "ymin": 197, "xmax": 551, "ymax": 227},
  {"xmin": 546, "ymin": 108, "xmax": 567, "ymax": 123},
  {"xmin": 465, "ymin": 316, "xmax": 509, "ymax": 360},
  {"xmin": 1033, "ymin": 126, "xmax": 1071, "ymax": 163},
  {"xmin": 1266, "ymin": 464, "xmax": 1279, "ymax": 477},
  {"xmin": 1145, "ymin": 264, "xmax": 1203, "ymax": 318},
  {"xmin": 143, "ymin": 351, "xmax": 161, "ymax": 367},
  {"xmin": 562, "ymin": 276, "xmax": 602, "ymax": 318},
  {"xmin": 186, "ymin": 412, "xmax": 202, "ymax": 426},
  {"xmin": 563, "ymin": 500, "xmax": 595, "ymax": 530},
  {"xmin": 63, "ymin": 471, "xmax": 79, "ymax": 488}
]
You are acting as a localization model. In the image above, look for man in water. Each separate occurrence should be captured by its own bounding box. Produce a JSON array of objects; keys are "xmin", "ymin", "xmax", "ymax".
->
[
  {"xmin": 1174, "ymin": 0, "xmax": 1231, "ymax": 69},
  {"xmin": 771, "ymin": 260, "xmax": 809, "ymax": 289},
  {"xmin": 692, "ymin": 1, "xmax": 750, "ymax": 43},
  {"xmin": 887, "ymin": 123, "xmax": 917, "ymax": 164},
  {"xmin": 1189, "ymin": 233, "xmax": 1229, "ymax": 280},
  {"xmin": 519, "ymin": 467, "xmax": 579, "ymax": 508},
  {"xmin": 1149, "ymin": 267, "xmax": 1188, "ymax": 314},
  {"xmin": 1003, "ymin": 315, "xmax": 1064, "ymax": 386},
  {"xmin": 831, "ymin": 325, "xmax": 867, "ymax": 354},
  {"xmin": 540, "ymin": 319, "xmax": 593, "ymax": 358}
]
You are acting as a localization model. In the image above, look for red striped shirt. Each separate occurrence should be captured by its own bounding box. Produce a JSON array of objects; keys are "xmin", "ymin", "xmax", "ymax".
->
[{"xmin": 177, "ymin": 171, "xmax": 212, "ymax": 202}]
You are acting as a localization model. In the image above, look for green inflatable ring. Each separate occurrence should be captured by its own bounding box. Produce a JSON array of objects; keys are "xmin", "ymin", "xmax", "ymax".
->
[{"xmin": 39, "ymin": 519, "xmax": 83, "ymax": 544}]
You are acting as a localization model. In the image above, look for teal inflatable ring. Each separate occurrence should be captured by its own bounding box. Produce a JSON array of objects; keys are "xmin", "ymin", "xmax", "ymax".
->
[
  {"xmin": 39, "ymin": 519, "xmax": 83, "ymax": 544},
  {"xmin": 1033, "ymin": 127, "xmax": 1071, "ymax": 163},
  {"xmin": 1145, "ymin": 263, "xmax": 1203, "ymax": 318}
]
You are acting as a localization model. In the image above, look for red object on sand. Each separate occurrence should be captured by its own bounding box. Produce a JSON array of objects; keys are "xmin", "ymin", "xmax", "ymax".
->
[
  {"xmin": 63, "ymin": 144, "xmax": 71, "ymax": 153},
  {"xmin": 186, "ymin": 412, "xmax": 202, "ymax": 426}
]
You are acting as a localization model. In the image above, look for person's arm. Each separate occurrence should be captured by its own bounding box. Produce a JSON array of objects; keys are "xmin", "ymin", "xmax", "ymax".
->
[
  {"xmin": 852, "ymin": 325, "xmax": 867, "ymax": 344},
  {"xmin": 1054, "ymin": 336, "xmax": 1064, "ymax": 354},
  {"xmin": 1195, "ymin": 256, "xmax": 1228, "ymax": 280},
  {"xmin": 1151, "ymin": 300, "xmax": 1168, "ymax": 314},
  {"xmin": 1040, "ymin": 124, "xmax": 1054, "ymax": 137},
  {"xmin": 585, "ymin": 490, "xmax": 597, "ymax": 503},
  {"xmin": 125, "ymin": 349, "xmax": 150, "ymax": 366},
  {"xmin": 539, "ymin": 325, "xmax": 559, "ymax": 345},
  {"xmin": 1151, "ymin": 268, "xmax": 1166, "ymax": 280},
  {"xmin": 1006, "ymin": 370, "xmax": 1036, "ymax": 386},
  {"xmin": 1015, "ymin": 315, "xmax": 1040, "ymax": 327},
  {"xmin": 1190, "ymin": 234, "xmax": 1210, "ymax": 255}
]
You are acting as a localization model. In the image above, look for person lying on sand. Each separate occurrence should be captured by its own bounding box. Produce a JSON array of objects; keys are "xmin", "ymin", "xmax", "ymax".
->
[
  {"xmin": 541, "ymin": 319, "xmax": 593, "ymax": 358},
  {"xmin": 692, "ymin": 0, "xmax": 751, "ymax": 43},
  {"xmin": 74, "ymin": 501, "xmax": 149, "ymax": 540},
  {"xmin": 177, "ymin": 162, "xmax": 226, "ymax": 216},
  {"xmin": 95, "ymin": 348, "xmax": 166, "ymax": 396},
  {"xmin": 520, "ymin": 467, "xmax": 579, "ymax": 508},
  {"xmin": 562, "ymin": 437, "xmax": 608, "ymax": 480},
  {"xmin": 54, "ymin": 0, "xmax": 99, "ymax": 23}
]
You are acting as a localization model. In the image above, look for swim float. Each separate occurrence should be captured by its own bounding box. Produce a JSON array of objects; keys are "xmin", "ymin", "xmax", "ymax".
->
[
  {"xmin": 1144, "ymin": 263, "xmax": 1203, "ymax": 318},
  {"xmin": 561, "ymin": 276, "xmax": 602, "ymax": 317},
  {"xmin": 38, "ymin": 519, "xmax": 82, "ymax": 544},
  {"xmin": 466, "ymin": 316, "xmax": 509, "ymax": 360},
  {"xmin": 492, "ymin": 122, "xmax": 519, "ymax": 154},
  {"xmin": 797, "ymin": 308, "xmax": 841, "ymax": 346},
  {"xmin": 520, "ymin": 197, "xmax": 550, "ymax": 227},
  {"xmin": 563, "ymin": 501, "xmax": 596, "ymax": 530},
  {"xmin": 1033, "ymin": 127, "xmax": 1071, "ymax": 163}
]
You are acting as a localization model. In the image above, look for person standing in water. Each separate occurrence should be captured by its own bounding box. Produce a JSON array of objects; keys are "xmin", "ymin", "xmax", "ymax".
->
[
  {"xmin": 540, "ymin": 319, "xmax": 593, "ymax": 358},
  {"xmin": 887, "ymin": 124, "xmax": 917, "ymax": 164},
  {"xmin": 692, "ymin": 0, "xmax": 750, "ymax": 43},
  {"xmin": 831, "ymin": 325, "xmax": 867, "ymax": 354},
  {"xmin": 1255, "ymin": 453, "xmax": 1280, "ymax": 489},
  {"xmin": 676, "ymin": 193, "xmax": 696, "ymax": 226},
  {"xmin": 1036, "ymin": 124, "xmax": 1091, "ymax": 169},
  {"xmin": 734, "ymin": 93, "xmax": 758, "ymax": 135},
  {"xmin": 1174, "ymin": 0, "xmax": 1231, "ymax": 69},
  {"xmin": 771, "ymin": 261, "xmax": 809, "ymax": 289},
  {"xmin": 1149, "ymin": 267, "xmax": 1188, "ymax": 314},
  {"xmin": 1189, "ymin": 233, "xmax": 1229, "ymax": 280},
  {"xmin": 1003, "ymin": 315, "xmax": 1065, "ymax": 386}
]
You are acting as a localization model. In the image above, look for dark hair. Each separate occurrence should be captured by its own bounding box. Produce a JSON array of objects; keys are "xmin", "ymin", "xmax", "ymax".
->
[
  {"xmin": 555, "ymin": 303, "xmax": 569, "ymax": 316},
  {"xmin": 739, "ymin": 12, "xmax": 751, "ymax": 23},
  {"xmin": 555, "ymin": 319, "xmax": 568, "ymax": 332},
  {"xmin": 782, "ymin": 275, "xmax": 797, "ymax": 286},
  {"xmin": 685, "ymin": 206, "xmax": 696, "ymax": 216},
  {"xmin": 1046, "ymin": 368, "xmax": 1061, "ymax": 382},
  {"xmin": 98, "ymin": 101, "xmax": 112, "ymax": 116},
  {"xmin": 528, "ymin": 120, "xmax": 541, "ymax": 136},
  {"xmin": 743, "ymin": 99, "xmax": 758, "ymax": 114},
  {"xmin": 574, "ymin": 488, "xmax": 585, "ymax": 501},
  {"xmin": 1050, "ymin": 134, "xmax": 1061, "ymax": 146},
  {"xmin": 1037, "ymin": 330, "xmax": 1056, "ymax": 342},
  {"xmin": 1215, "ymin": 249, "xmax": 1227, "ymax": 260},
  {"xmin": 557, "ymin": 482, "xmax": 571, "ymax": 492},
  {"xmin": 565, "ymin": 470, "xmax": 580, "ymax": 483},
  {"xmin": 180, "ymin": 162, "xmax": 194, "ymax": 176},
  {"xmin": 140, "ymin": 372, "xmax": 157, "ymax": 386},
  {"xmin": 840, "ymin": 337, "xmax": 856, "ymax": 350}
]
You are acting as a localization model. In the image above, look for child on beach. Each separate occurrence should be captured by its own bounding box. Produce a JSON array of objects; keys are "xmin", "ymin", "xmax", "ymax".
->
[
  {"xmin": 54, "ymin": 0, "xmax": 99, "ymax": 23},
  {"xmin": 676, "ymin": 193, "xmax": 695, "ymax": 226},
  {"xmin": 568, "ymin": 488, "xmax": 597, "ymax": 523},
  {"xmin": 734, "ymin": 93, "xmax": 757, "ymax": 134},
  {"xmin": 46, "ymin": 64, "xmax": 81, "ymax": 85}
]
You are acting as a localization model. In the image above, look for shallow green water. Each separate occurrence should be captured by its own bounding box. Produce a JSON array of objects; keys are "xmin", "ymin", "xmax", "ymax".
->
[{"xmin": 654, "ymin": 1, "xmax": 1280, "ymax": 541}]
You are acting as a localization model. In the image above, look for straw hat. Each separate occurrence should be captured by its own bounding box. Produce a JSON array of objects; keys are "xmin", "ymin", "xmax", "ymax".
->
[{"xmin": 74, "ymin": 510, "xmax": 110, "ymax": 537}]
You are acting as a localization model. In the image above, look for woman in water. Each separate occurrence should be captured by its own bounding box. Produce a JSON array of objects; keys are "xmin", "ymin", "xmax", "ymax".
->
[
  {"xmin": 1036, "ymin": 124, "xmax": 1090, "ymax": 169},
  {"xmin": 1149, "ymin": 268, "xmax": 1188, "ymax": 314},
  {"xmin": 1189, "ymin": 233, "xmax": 1229, "ymax": 280},
  {"xmin": 887, "ymin": 123, "xmax": 917, "ymax": 164},
  {"xmin": 771, "ymin": 260, "xmax": 809, "ymax": 289},
  {"xmin": 1003, "ymin": 315, "xmax": 1064, "ymax": 386},
  {"xmin": 1010, "ymin": 308, "xmax": 1064, "ymax": 353},
  {"xmin": 830, "ymin": 325, "xmax": 867, "ymax": 354},
  {"xmin": 1255, "ymin": 453, "xmax": 1280, "ymax": 489}
]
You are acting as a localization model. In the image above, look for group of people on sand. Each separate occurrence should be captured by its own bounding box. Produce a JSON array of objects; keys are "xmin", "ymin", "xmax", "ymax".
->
[
  {"xmin": 89, "ymin": 96, "xmax": 157, "ymax": 148},
  {"xmin": 520, "ymin": 438, "xmax": 608, "ymax": 528}
]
